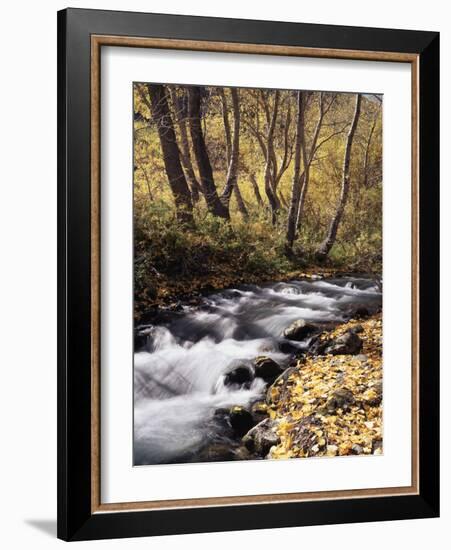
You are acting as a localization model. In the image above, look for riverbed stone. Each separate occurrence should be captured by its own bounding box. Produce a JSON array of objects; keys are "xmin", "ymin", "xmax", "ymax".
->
[
  {"xmin": 283, "ymin": 319, "xmax": 318, "ymax": 341},
  {"xmin": 229, "ymin": 406, "xmax": 255, "ymax": 437},
  {"xmin": 254, "ymin": 356, "xmax": 283, "ymax": 383},
  {"xmin": 224, "ymin": 365, "xmax": 253, "ymax": 388},
  {"xmin": 198, "ymin": 443, "xmax": 236, "ymax": 462},
  {"xmin": 326, "ymin": 330, "xmax": 363, "ymax": 355},
  {"xmin": 233, "ymin": 446, "xmax": 254, "ymax": 460},
  {"xmin": 353, "ymin": 306, "xmax": 370, "ymax": 319},
  {"xmin": 242, "ymin": 418, "xmax": 280, "ymax": 456},
  {"xmin": 251, "ymin": 401, "xmax": 270, "ymax": 424},
  {"xmin": 325, "ymin": 388, "xmax": 355, "ymax": 413}
]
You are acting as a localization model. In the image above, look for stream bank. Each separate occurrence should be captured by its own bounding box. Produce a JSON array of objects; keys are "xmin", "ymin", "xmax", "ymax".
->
[{"xmin": 134, "ymin": 276, "xmax": 382, "ymax": 465}]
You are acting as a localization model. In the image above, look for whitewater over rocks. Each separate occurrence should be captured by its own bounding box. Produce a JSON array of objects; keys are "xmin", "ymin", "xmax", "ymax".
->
[{"xmin": 133, "ymin": 276, "xmax": 381, "ymax": 465}]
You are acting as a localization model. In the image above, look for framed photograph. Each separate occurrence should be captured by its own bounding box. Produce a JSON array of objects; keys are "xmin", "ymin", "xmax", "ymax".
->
[{"xmin": 57, "ymin": 8, "xmax": 439, "ymax": 541}]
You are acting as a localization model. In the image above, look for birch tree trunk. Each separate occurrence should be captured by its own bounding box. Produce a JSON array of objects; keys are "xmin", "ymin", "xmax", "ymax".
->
[
  {"xmin": 264, "ymin": 91, "xmax": 280, "ymax": 224},
  {"xmin": 317, "ymin": 93, "xmax": 362, "ymax": 259},
  {"xmin": 286, "ymin": 91, "xmax": 305, "ymax": 252},
  {"xmin": 219, "ymin": 89, "xmax": 248, "ymax": 218},
  {"xmin": 168, "ymin": 88, "xmax": 202, "ymax": 203}
]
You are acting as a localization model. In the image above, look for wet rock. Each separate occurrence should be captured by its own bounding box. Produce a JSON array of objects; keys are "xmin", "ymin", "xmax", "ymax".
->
[
  {"xmin": 326, "ymin": 330, "xmax": 363, "ymax": 355},
  {"xmin": 272, "ymin": 366, "xmax": 297, "ymax": 387},
  {"xmin": 198, "ymin": 443, "xmax": 236, "ymax": 462},
  {"xmin": 134, "ymin": 326, "xmax": 154, "ymax": 350},
  {"xmin": 254, "ymin": 356, "xmax": 284, "ymax": 383},
  {"xmin": 229, "ymin": 406, "xmax": 255, "ymax": 437},
  {"xmin": 224, "ymin": 365, "xmax": 253, "ymax": 388},
  {"xmin": 278, "ymin": 340, "xmax": 301, "ymax": 355},
  {"xmin": 365, "ymin": 379, "xmax": 383, "ymax": 406},
  {"xmin": 251, "ymin": 401, "xmax": 270, "ymax": 424},
  {"xmin": 242, "ymin": 418, "xmax": 280, "ymax": 456},
  {"xmin": 283, "ymin": 319, "xmax": 318, "ymax": 341},
  {"xmin": 308, "ymin": 334, "xmax": 329, "ymax": 356},
  {"xmin": 233, "ymin": 446, "xmax": 254, "ymax": 460},
  {"xmin": 353, "ymin": 306, "xmax": 370, "ymax": 319},
  {"xmin": 325, "ymin": 388, "xmax": 355, "ymax": 413}
]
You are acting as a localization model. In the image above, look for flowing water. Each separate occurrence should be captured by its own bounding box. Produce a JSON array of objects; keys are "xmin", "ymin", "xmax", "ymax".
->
[{"xmin": 134, "ymin": 276, "xmax": 382, "ymax": 465}]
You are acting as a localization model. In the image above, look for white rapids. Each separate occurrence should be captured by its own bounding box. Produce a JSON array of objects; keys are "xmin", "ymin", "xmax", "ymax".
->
[{"xmin": 134, "ymin": 276, "xmax": 381, "ymax": 465}]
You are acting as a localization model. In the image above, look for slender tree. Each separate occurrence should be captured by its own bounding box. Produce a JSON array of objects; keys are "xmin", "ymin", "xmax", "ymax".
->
[
  {"xmin": 263, "ymin": 90, "xmax": 281, "ymax": 224},
  {"xmin": 142, "ymin": 84, "xmax": 194, "ymax": 225},
  {"xmin": 168, "ymin": 87, "xmax": 202, "ymax": 203},
  {"xmin": 317, "ymin": 93, "xmax": 362, "ymax": 259},
  {"xmin": 187, "ymin": 86, "xmax": 230, "ymax": 219},
  {"xmin": 219, "ymin": 88, "xmax": 247, "ymax": 217},
  {"xmin": 286, "ymin": 91, "xmax": 305, "ymax": 252}
]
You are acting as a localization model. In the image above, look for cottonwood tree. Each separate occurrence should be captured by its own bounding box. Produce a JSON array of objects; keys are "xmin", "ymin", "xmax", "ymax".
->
[
  {"xmin": 243, "ymin": 90, "xmax": 294, "ymax": 224},
  {"xmin": 168, "ymin": 87, "xmax": 202, "ymax": 203},
  {"xmin": 218, "ymin": 88, "xmax": 248, "ymax": 219},
  {"xmin": 187, "ymin": 86, "xmax": 230, "ymax": 219},
  {"xmin": 316, "ymin": 93, "xmax": 362, "ymax": 259},
  {"xmin": 140, "ymin": 84, "xmax": 194, "ymax": 225},
  {"xmin": 286, "ymin": 91, "xmax": 345, "ymax": 253}
]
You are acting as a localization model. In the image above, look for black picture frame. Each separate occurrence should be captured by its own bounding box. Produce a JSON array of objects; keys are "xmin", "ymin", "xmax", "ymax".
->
[{"xmin": 57, "ymin": 7, "xmax": 439, "ymax": 541}]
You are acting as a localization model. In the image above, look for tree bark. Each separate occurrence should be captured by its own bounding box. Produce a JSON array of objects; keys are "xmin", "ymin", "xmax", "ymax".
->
[
  {"xmin": 317, "ymin": 93, "xmax": 362, "ymax": 258},
  {"xmin": 145, "ymin": 84, "xmax": 194, "ymax": 225},
  {"xmin": 187, "ymin": 86, "xmax": 229, "ymax": 219},
  {"xmin": 296, "ymin": 92, "xmax": 325, "ymax": 230},
  {"xmin": 249, "ymin": 173, "xmax": 264, "ymax": 206},
  {"xmin": 168, "ymin": 87, "xmax": 202, "ymax": 203},
  {"xmin": 220, "ymin": 88, "xmax": 241, "ymax": 210},
  {"xmin": 286, "ymin": 91, "xmax": 305, "ymax": 252},
  {"xmin": 264, "ymin": 91, "xmax": 280, "ymax": 224}
]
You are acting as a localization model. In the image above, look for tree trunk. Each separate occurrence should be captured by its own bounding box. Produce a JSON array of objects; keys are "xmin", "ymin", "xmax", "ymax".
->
[
  {"xmin": 220, "ymin": 88, "xmax": 241, "ymax": 209},
  {"xmin": 317, "ymin": 93, "xmax": 362, "ymax": 259},
  {"xmin": 146, "ymin": 84, "xmax": 194, "ymax": 225},
  {"xmin": 296, "ymin": 92, "xmax": 324, "ymax": 231},
  {"xmin": 249, "ymin": 173, "xmax": 264, "ymax": 206},
  {"xmin": 363, "ymin": 110, "xmax": 379, "ymax": 188},
  {"xmin": 169, "ymin": 88, "xmax": 202, "ymax": 203},
  {"xmin": 187, "ymin": 86, "xmax": 229, "ymax": 219},
  {"xmin": 233, "ymin": 185, "xmax": 249, "ymax": 219},
  {"xmin": 286, "ymin": 91, "xmax": 305, "ymax": 252},
  {"xmin": 264, "ymin": 91, "xmax": 280, "ymax": 224}
]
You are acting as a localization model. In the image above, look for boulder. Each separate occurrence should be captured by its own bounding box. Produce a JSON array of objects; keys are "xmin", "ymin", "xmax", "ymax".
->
[
  {"xmin": 283, "ymin": 319, "xmax": 318, "ymax": 341},
  {"xmin": 198, "ymin": 443, "xmax": 236, "ymax": 462},
  {"xmin": 308, "ymin": 334, "xmax": 329, "ymax": 356},
  {"xmin": 278, "ymin": 340, "xmax": 301, "ymax": 355},
  {"xmin": 229, "ymin": 406, "xmax": 255, "ymax": 437},
  {"xmin": 353, "ymin": 306, "xmax": 370, "ymax": 319},
  {"xmin": 233, "ymin": 446, "xmax": 254, "ymax": 461},
  {"xmin": 365, "ymin": 379, "xmax": 383, "ymax": 406},
  {"xmin": 224, "ymin": 365, "xmax": 253, "ymax": 388},
  {"xmin": 242, "ymin": 418, "xmax": 280, "ymax": 456},
  {"xmin": 251, "ymin": 401, "xmax": 270, "ymax": 424},
  {"xmin": 254, "ymin": 356, "xmax": 284, "ymax": 383},
  {"xmin": 325, "ymin": 388, "xmax": 355, "ymax": 413},
  {"xmin": 326, "ymin": 330, "xmax": 363, "ymax": 355}
]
